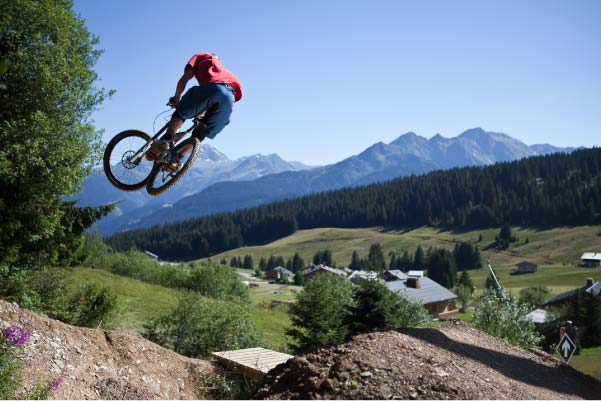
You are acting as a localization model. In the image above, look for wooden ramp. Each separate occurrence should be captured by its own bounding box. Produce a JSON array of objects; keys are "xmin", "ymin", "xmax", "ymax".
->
[{"xmin": 212, "ymin": 347, "xmax": 293, "ymax": 380}]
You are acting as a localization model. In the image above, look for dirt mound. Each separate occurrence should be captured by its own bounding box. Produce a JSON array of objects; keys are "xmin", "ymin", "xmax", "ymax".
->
[
  {"xmin": 255, "ymin": 320, "xmax": 601, "ymax": 400},
  {"xmin": 0, "ymin": 300, "xmax": 219, "ymax": 399}
]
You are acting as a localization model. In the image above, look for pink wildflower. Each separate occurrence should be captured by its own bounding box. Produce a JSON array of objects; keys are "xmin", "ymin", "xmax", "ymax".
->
[
  {"xmin": 50, "ymin": 375, "xmax": 64, "ymax": 393},
  {"xmin": 1, "ymin": 326, "xmax": 29, "ymax": 346}
]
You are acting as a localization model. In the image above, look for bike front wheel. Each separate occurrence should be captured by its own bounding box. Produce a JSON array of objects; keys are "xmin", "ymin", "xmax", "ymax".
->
[
  {"xmin": 146, "ymin": 137, "xmax": 201, "ymax": 196},
  {"xmin": 103, "ymin": 130, "xmax": 155, "ymax": 191}
]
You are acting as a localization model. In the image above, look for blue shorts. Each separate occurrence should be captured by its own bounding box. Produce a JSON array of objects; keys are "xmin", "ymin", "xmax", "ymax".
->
[{"xmin": 175, "ymin": 83, "xmax": 235, "ymax": 139}]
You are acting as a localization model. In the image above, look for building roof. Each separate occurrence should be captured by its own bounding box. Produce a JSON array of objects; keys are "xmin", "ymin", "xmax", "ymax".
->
[
  {"xmin": 382, "ymin": 270, "xmax": 408, "ymax": 281},
  {"xmin": 303, "ymin": 264, "xmax": 348, "ymax": 277},
  {"xmin": 349, "ymin": 270, "xmax": 379, "ymax": 283},
  {"xmin": 516, "ymin": 261, "xmax": 538, "ymax": 268},
  {"xmin": 269, "ymin": 266, "xmax": 294, "ymax": 276},
  {"xmin": 581, "ymin": 252, "xmax": 601, "ymax": 261},
  {"xmin": 524, "ymin": 308, "xmax": 549, "ymax": 324},
  {"xmin": 543, "ymin": 279, "xmax": 601, "ymax": 306},
  {"xmin": 407, "ymin": 270, "xmax": 425, "ymax": 277},
  {"xmin": 386, "ymin": 276, "xmax": 457, "ymax": 305}
]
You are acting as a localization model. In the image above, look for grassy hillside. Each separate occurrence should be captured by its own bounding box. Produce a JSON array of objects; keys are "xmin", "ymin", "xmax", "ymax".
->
[
  {"xmin": 67, "ymin": 268, "xmax": 293, "ymax": 351},
  {"xmin": 203, "ymin": 225, "xmax": 601, "ymax": 296}
]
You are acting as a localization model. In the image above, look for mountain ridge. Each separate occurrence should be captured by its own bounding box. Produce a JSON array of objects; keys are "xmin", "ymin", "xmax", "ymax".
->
[{"xmin": 108, "ymin": 128, "xmax": 574, "ymax": 234}]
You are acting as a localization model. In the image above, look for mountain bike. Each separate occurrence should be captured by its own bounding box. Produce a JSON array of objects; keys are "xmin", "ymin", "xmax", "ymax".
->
[{"xmin": 103, "ymin": 109, "xmax": 201, "ymax": 196}]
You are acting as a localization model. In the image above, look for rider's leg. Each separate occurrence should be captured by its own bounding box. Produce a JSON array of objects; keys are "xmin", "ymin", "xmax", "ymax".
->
[{"xmin": 177, "ymin": 84, "xmax": 234, "ymax": 157}]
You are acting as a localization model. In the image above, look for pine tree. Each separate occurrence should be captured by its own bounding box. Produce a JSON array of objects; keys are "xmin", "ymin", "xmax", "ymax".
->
[
  {"xmin": 292, "ymin": 252, "xmax": 305, "ymax": 272},
  {"xmin": 243, "ymin": 255, "xmax": 254, "ymax": 270},
  {"xmin": 413, "ymin": 245, "xmax": 425, "ymax": 269},
  {"xmin": 368, "ymin": 243, "xmax": 386, "ymax": 271},
  {"xmin": 427, "ymin": 249, "xmax": 457, "ymax": 289},
  {"xmin": 458, "ymin": 270, "xmax": 474, "ymax": 293},
  {"xmin": 350, "ymin": 251, "xmax": 361, "ymax": 270}
]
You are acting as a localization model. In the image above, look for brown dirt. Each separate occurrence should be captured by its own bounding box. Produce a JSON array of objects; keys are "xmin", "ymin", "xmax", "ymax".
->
[
  {"xmin": 254, "ymin": 320, "xmax": 601, "ymax": 400},
  {"xmin": 0, "ymin": 299, "xmax": 219, "ymax": 399}
]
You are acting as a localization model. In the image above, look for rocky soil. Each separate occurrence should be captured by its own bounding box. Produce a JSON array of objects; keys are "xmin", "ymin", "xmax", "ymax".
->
[
  {"xmin": 255, "ymin": 320, "xmax": 601, "ymax": 400},
  {"xmin": 0, "ymin": 300, "xmax": 219, "ymax": 399}
]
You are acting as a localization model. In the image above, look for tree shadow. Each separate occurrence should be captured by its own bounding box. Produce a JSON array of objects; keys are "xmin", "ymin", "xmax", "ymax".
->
[{"xmin": 398, "ymin": 327, "xmax": 601, "ymax": 399}]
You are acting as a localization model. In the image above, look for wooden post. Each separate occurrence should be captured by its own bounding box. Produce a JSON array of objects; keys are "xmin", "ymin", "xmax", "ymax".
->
[{"xmin": 559, "ymin": 326, "xmax": 565, "ymax": 339}]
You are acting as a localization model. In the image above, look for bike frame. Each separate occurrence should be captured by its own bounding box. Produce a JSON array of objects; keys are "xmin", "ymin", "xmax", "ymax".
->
[{"xmin": 126, "ymin": 120, "xmax": 195, "ymax": 167}]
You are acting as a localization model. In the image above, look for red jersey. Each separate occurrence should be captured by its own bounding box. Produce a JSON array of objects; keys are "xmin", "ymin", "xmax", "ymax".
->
[{"xmin": 187, "ymin": 53, "xmax": 242, "ymax": 102}]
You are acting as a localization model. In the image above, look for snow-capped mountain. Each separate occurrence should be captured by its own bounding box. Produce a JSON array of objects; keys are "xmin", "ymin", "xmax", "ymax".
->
[{"xmin": 111, "ymin": 128, "xmax": 574, "ymax": 233}]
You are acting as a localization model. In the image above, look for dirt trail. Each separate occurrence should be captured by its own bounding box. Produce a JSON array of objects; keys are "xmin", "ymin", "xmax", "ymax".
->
[
  {"xmin": 255, "ymin": 320, "xmax": 601, "ymax": 400},
  {"xmin": 0, "ymin": 300, "xmax": 218, "ymax": 399}
]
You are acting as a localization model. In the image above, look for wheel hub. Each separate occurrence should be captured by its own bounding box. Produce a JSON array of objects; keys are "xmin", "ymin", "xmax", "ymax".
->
[{"xmin": 121, "ymin": 150, "xmax": 138, "ymax": 169}]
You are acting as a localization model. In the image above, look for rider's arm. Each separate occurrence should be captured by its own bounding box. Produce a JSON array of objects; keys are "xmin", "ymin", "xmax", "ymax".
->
[{"xmin": 170, "ymin": 65, "xmax": 195, "ymax": 106}]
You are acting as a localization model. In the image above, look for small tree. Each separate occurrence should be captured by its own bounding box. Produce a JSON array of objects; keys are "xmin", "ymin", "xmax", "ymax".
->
[
  {"xmin": 293, "ymin": 271, "xmax": 305, "ymax": 286},
  {"xmin": 347, "ymin": 279, "xmax": 430, "ymax": 333},
  {"xmin": 454, "ymin": 284, "xmax": 473, "ymax": 313},
  {"xmin": 144, "ymin": 293, "xmax": 260, "ymax": 358},
  {"xmin": 287, "ymin": 274, "xmax": 353, "ymax": 353},
  {"xmin": 473, "ymin": 290, "xmax": 541, "ymax": 348},
  {"xmin": 427, "ymin": 249, "xmax": 457, "ymax": 289},
  {"xmin": 413, "ymin": 245, "xmax": 425, "ymax": 269},
  {"xmin": 243, "ymin": 255, "xmax": 254, "ymax": 270},
  {"xmin": 367, "ymin": 243, "xmax": 386, "ymax": 271},
  {"xmin": 291, "ymin": 252, "xmax": 305, "ymax": 272},
  {"xmin": 495, "ymin": 223, "xmax": 516, "ymax": 250},
  {"xmin": 349, "ymin": 251, "xmax": 361, "ymax": 270},
  {"xmin": 519, "ymin": 285, "xmax": 549, "ymax": 308},
  {"xmin": 457, "ymin": 270, "xmax": 474, "ymax": 293}
]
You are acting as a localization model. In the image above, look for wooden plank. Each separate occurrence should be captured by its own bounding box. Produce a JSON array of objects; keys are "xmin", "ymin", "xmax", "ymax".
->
[{"xmin": 212, "ymin": 347, "xmax": 293, "ymax": 380}]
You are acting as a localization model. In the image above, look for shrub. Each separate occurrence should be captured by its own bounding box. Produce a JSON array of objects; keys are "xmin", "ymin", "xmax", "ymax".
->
[
  {"xmin": 473, "ymin": 289, "xmax": 541, "ymax": 348},
  {"xmin": 519, "ymin": 285, "xmax": 549, "ymax": 308},
  {"xmin": 287, "ymin": 274, "xmax": 353, "ymax": 353},
  {"xmin": 189, "ymin": 264, "xmax": 250, "ymax": 303},
  {"xmin": 347, "ymin": 279, "xmax": 430, "ymax": 333},
  {"xmin": 454, "ymin": 284, "xmax": 473, "ymax": 313},
  {"xmin": 143, "ymin": 293, "xmax": 260, "ymax": 358},
  {"xmin": 58, "ymin": 284, "xmax": 116, "ymax": 328}
]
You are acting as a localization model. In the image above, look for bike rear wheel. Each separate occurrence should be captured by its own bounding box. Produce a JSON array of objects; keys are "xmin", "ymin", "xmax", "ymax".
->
[
  {"xmin": 103, "ymin": 130, "xmax": 155, "ymax": 191},
  {"xmin": 146, "ymin": 137, "xmax": 201, "ymax": 196}
]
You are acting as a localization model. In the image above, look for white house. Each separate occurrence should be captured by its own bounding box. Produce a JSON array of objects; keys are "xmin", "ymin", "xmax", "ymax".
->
[{"xmin": 581, "ymin": 252, "xmax": 601, "ymax": 268}]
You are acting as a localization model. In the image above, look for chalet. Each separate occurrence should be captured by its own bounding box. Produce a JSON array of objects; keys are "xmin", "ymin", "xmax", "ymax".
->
[
  {"xmin": 542, "ymin": 278, "xmax": 601, "ymax": 307},
  {"xmin": 265, "ymin": 266, "xmax": 294, "ymax": 281},
  {"xmin": 383, "ymin": 271, "xmax": 458, "ymax": 319},
  {"xmin": 303, "ymin": 264, "xmax": 348, "ymax": 280},
  {"xmin": 581, "ymin": 252, "xmax": 601, "ymax": 268},
  {"xmin": 513, "ymin": 261, "xmax": 538, "ymax": 274}
]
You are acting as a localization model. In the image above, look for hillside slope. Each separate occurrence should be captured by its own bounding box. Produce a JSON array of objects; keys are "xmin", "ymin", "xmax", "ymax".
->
[
  {"xmin": 255, "ymin": 321, "xmax": 601, "ymax": 400},
  {"xmin": 0, "ymin": 300, "xmax": 218, "ymax": 400}
]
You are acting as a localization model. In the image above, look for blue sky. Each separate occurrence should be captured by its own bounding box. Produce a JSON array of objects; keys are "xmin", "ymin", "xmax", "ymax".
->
[{"xmin": 74, "ymin": 0, "xmax": 601, "ymax": 165}]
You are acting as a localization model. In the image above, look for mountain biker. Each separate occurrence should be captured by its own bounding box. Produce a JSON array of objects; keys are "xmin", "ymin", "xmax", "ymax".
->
[{"xmin": 146, "ymin": 52, "xmax": 242, "ymax": 160}]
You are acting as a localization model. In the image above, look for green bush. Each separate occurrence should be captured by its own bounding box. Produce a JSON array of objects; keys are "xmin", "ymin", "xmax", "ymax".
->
[
  {"xmin": 58, "ymin": 284, "xmax": 116, "ymax": 328},
  {"xmin": 454, "ymin": 284, "xmax": 474, "ymax": 313},
  {"xmin": 519, "ymin": 285, "xmax": 549, "ymax": 308},
  {"xmin": 347, "ymin": 279, "xmax": 430, "ymax": 333},
  {"xmin": 189, "ymin": 264, "xmax": 250, "ymax": 302},
  {"xmin": 473, "ymin": 289, "xmax": 541, "ymax": 348},
  {"xmin": 143, "ymin": 293, "xmax": 260, "ymax": 358},
  {"xmin": 84, "ymin": 244, "xmax": 249, "ymax": 302},
  {"xmin": 287, "ymin": 274, "xmax": 354, "ymax": 353}
]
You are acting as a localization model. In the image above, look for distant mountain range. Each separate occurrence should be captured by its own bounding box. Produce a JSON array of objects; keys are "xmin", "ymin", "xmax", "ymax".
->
[
  {"xmin": 74, "ymin": 145, "xmax": 314, "ymax": 234},
  {"xmin": 74, "ymin": 127, "xmax": 574, "ymax": 235}
]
